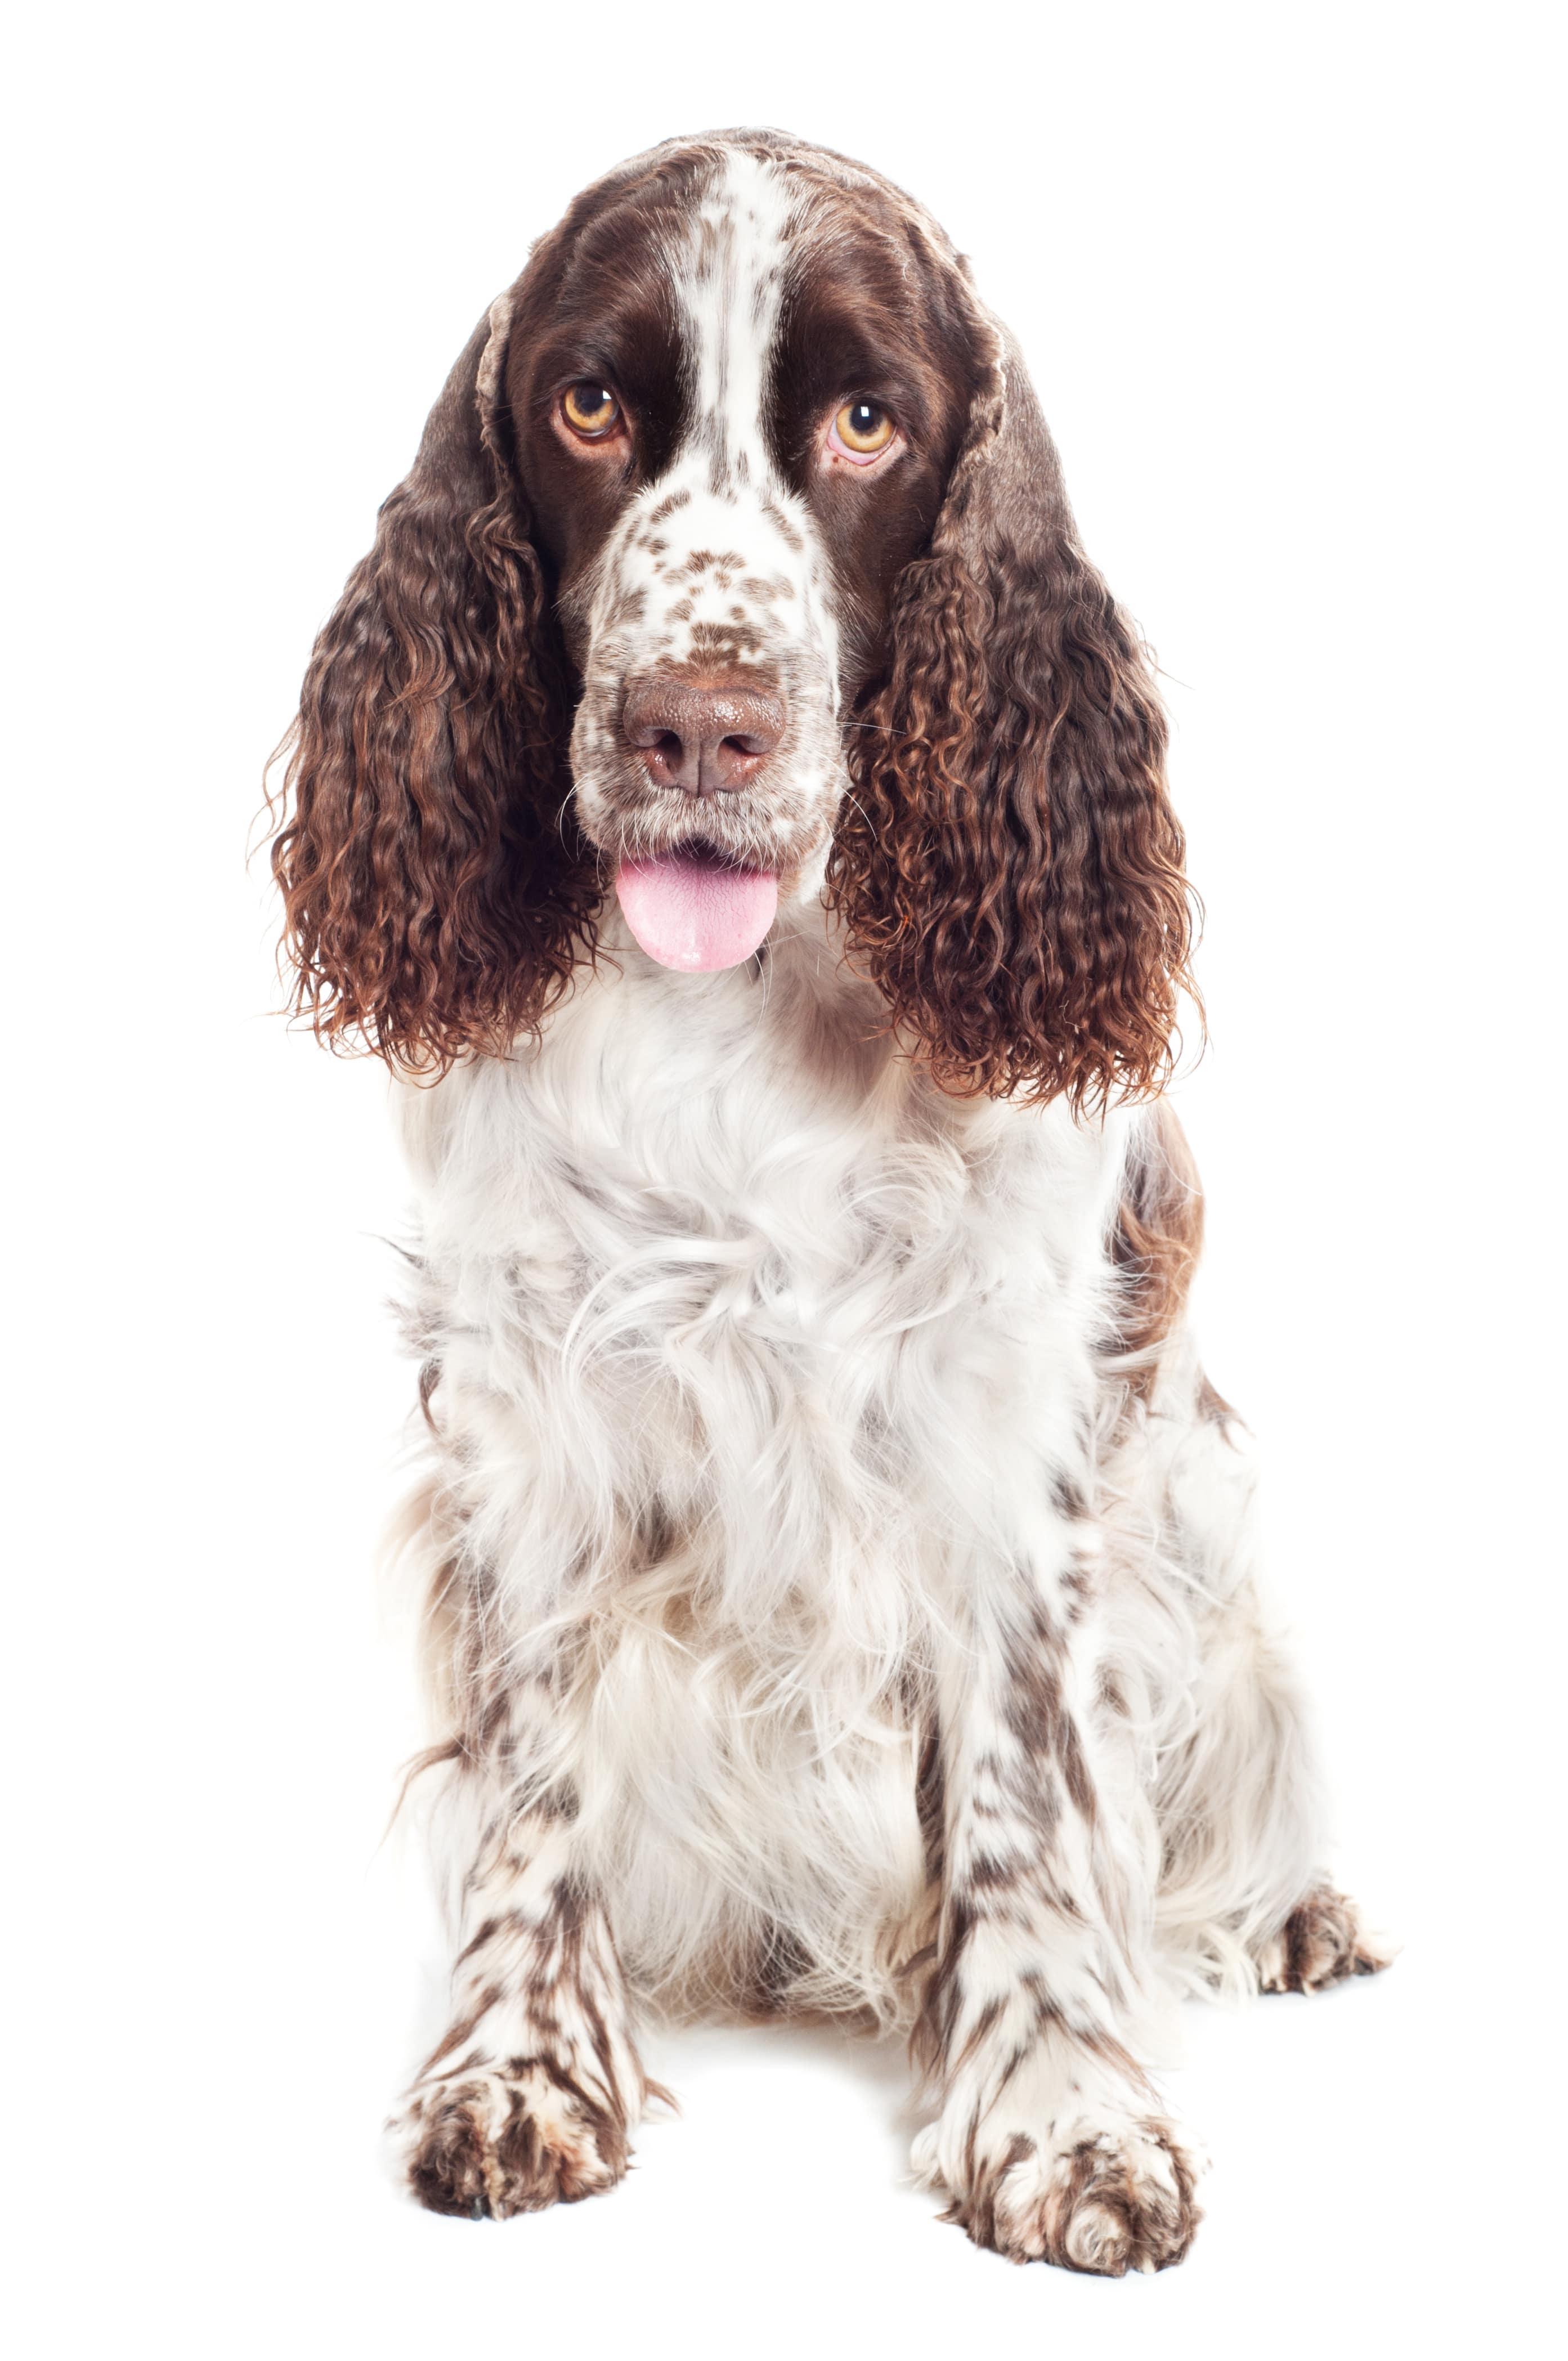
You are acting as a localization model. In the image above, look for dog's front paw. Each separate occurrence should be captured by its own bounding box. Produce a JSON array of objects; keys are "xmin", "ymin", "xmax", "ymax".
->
[
  {"xmin": 395, "ymin": 2059, "xmax": 629, "ymax": 2219},
  {"xmin": 915, "ymin": 2111, "xmax": 1201, "ymax": 2274},
  {"xmin": 1255, "ymin": 1881, "xmax": 1395, "ymax": 1995}
]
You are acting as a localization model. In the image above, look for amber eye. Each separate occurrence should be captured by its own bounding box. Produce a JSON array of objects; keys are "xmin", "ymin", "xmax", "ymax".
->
[
  {"xmin": 561, "ymin": 382, "xmax": 622, "ymax": 439},
  {"xmin": 833, "ymin": 398, "xmax": 895, "ymax": 456}
]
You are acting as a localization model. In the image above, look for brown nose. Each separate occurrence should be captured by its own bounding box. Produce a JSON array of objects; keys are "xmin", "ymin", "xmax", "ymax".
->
[{"xmin": 621, "ymin": 679, "xmax": 786, "ymax": 796}]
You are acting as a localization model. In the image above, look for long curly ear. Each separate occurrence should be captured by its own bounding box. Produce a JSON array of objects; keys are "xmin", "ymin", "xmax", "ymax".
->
[
  {"xmin": 269, "ymin": 295, "xmax": 598, "ymax": 1072},
  {"xmin": 828, "ymin": 320, "xmax": 1199, "ymax": 1109}
]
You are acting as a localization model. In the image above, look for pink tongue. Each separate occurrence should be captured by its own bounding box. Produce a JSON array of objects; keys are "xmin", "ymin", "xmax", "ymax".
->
[{"xmin": 616, "ymin": 852, "xmax": 779, "ymax": 972}]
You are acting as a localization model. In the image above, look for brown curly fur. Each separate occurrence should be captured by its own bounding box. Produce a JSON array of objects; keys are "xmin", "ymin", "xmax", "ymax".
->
[
  {"xmin": 269, "ymin": 160, "xmax": 1199, "ymax": 1108},
  {"xmin": 268, "ymin": 316, "xmax": 601, "ymax": 1076},
  {"xmin": 828, "ymin": 330, "xmax": 1200, "ymax": 1110}
]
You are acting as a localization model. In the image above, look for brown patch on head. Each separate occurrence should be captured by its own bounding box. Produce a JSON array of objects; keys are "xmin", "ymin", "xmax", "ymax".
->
[
  {"xmin": 504, "ymin": 145, "xmax": 720, "ymax": 637},
  {"xmin": 765, "ymin": 174, "xmax": 982, "ymax": 682}
]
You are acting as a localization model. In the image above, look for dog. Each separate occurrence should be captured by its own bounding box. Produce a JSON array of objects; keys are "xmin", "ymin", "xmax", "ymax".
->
[{"xmin": 271, "ymin": 129, "xmax": 1389, "ymax": 2273}]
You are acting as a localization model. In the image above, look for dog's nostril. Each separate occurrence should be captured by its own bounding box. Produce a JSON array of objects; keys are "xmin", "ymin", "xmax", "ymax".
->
[{"xmin": 621, "ymin": 679, "xmax": 787, "ymax": 796}]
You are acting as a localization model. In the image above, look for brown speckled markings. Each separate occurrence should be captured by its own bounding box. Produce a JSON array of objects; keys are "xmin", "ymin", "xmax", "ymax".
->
[
  {"xmin": 952, "ymin": 2117, "xmax": 1202, "ymax": 2274},
  {"xmin": 1255, "ymin": 1881, "xmax": 1395, "ymax": 1994},
  {"xmin": 912, "ymin": 1535, "xmax": 1202, "ymax": 2274},
  {"xmin": 406, "ymin": 2057, "xmax": 630, "ymax": 2220},
  {"xmin": 390, "ymin": 1502, "xmax": 656, "ymax": 2218},
  {"xmin": 392, "ymin": 1788, "xmax": 652, "ymax": 2217},
  {"xmin": 274, "ymin": 126, "xmax": 1393, "ymax": 2275}
]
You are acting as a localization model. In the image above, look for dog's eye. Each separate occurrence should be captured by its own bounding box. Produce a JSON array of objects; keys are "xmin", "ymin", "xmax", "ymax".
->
[
  {"xmin": 832, "ymin": 398, "xmax": 895, "ymax": 458},
  {"xmin": 561, "ymin": 383, "xmax": 622, "ymax": 439}
]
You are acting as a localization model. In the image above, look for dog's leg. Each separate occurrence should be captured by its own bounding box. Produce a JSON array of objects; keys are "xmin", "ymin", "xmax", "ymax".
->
[
  {"xmin": 912, "ymin": 1520, "xmax": 1201, "ymax": 2275},
  {"xmin": 1126, "ymin": 1332, "xmax": 1395, "ymax": 1996},
  {"xmin": 391, "ymin": 1748, "xmax": 647, "ymax": 2220},
  {"xmin": 1109, "ymin": 1106, "xmax": 1392, "ymax": 1997}
]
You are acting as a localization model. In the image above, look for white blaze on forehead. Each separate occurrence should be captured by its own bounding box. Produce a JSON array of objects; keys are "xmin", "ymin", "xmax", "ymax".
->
[
  {"xmin": 577, "ymin": 141, "xmax": 840, "ymax": 692},
  {"xmin": 570, "ymin": 143, "xmax": 848, "ymax": 884},
  {"xmin": 680, "ymin": 147, "xmax": 796, "ymax": 484}
]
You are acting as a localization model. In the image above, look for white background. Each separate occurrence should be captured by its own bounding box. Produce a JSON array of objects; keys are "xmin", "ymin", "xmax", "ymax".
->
[{"xmin": 6, "ymin": 3, "xmax": 1563, "ymax": 2353}]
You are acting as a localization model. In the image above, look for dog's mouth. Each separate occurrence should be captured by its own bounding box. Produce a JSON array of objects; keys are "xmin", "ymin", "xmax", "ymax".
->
[{"xmin": 615, "ymin": 836, "xmax": 779, "ymax": 973}]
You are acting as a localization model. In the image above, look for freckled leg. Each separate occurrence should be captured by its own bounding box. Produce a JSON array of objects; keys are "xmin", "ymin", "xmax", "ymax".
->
[
  {"xmin": 1121, "ymin": 1328, "xmax": 1395, "ymax": 1997},
  {"xmin": 1254, "ymin": 1881, "xmax": 1394, "ymax": 1994},
  {"xmin": 913, "ymin": 1530, "xmax": 1200, "ymax": 2275},
  {"xmin": 392, "ymin": 1768, "xmax": 648, "ymax": 2220}
]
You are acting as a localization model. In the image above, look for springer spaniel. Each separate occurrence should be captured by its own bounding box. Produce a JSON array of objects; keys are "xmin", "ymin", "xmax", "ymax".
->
[{"xmin": 272, "ymin": 129, "xmax": 1389, "ymax": 2274}]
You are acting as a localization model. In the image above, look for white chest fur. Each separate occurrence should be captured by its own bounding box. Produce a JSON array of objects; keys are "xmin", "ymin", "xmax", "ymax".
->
[{"xmin": 395, "ymin": 917, "xmax": 1131, "ymax": 2004}]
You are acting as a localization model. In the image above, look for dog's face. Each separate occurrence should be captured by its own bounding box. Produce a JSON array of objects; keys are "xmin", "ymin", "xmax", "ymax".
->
[
  {"xmin": 274, "ymin": 132, "xmax": 1194, "ymax": 1104},
  {"xmin": 502, "ymin": 142, "xmax": 982, "ymax": 968}
]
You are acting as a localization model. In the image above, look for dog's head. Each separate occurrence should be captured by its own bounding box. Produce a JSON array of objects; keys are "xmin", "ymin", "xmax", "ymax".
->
[{"xmin": 272, "ymin": 131, "xmax": 1195, "ymax": 1105}]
